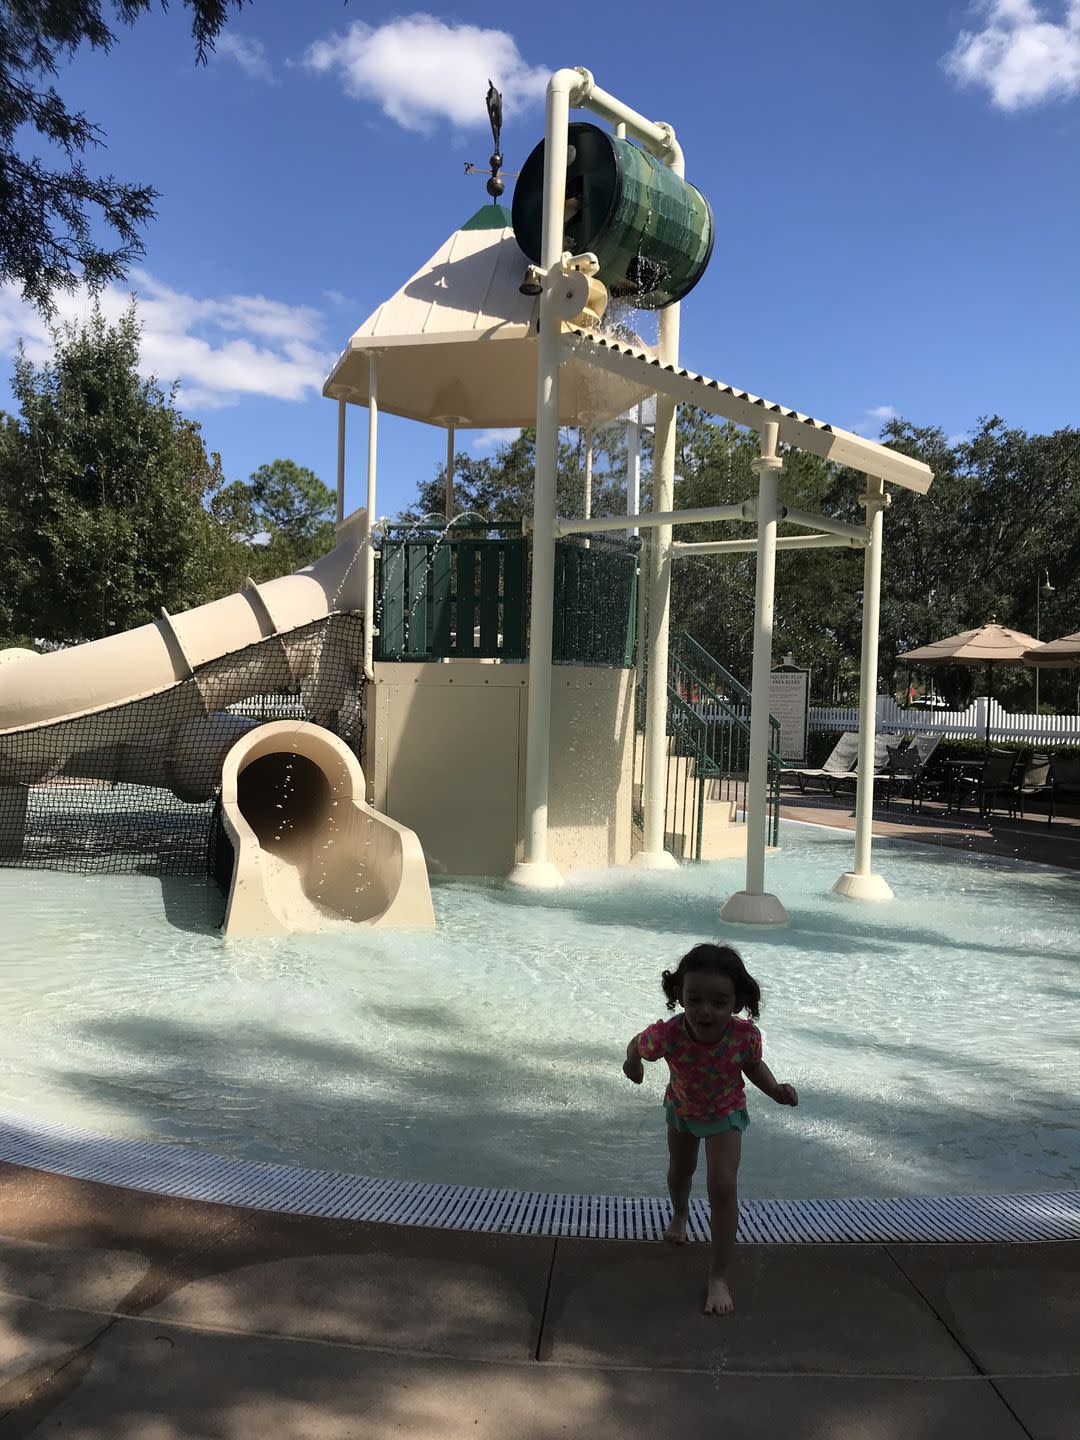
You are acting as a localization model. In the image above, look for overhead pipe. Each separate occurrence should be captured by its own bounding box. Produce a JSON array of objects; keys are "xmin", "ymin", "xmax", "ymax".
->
[
  {"xmin": 551, "ymin": 500, "xmax": 753, "ymax": 538},
  {"xmin": 672, "ymin": 533, "xmax": 866, "ymax": 556},
  {"xmin": 779, "ymin": 506, "xmax": 869, "ymax": 543}
]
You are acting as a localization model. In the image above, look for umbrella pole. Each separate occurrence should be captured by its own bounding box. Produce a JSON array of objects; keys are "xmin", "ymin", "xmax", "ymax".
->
[{"xmin": 985, "ymin": 660, "xmax": 993, "ymax": 752}]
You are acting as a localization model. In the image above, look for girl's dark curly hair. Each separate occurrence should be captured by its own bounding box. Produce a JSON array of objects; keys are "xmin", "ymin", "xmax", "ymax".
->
[{"xmin": 661, "ymin": 943, "xmax": 761, "ymax": 1019}]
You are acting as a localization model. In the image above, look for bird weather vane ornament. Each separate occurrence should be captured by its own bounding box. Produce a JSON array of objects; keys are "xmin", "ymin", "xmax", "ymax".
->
[{"xmin": 464, "ymin": 81, "xmax": 518, "ymax": 198}]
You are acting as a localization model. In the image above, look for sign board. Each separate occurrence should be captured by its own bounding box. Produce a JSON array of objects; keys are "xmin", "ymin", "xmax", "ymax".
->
[{"xmin": 769, "ymin": 666, "xmax": 810, "ymax": 762}]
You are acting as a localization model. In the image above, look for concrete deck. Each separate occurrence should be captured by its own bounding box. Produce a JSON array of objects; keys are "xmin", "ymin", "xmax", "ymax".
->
[{"xmin": 0, "ymin": 1162, "xmax": 1076, "ymax": 1438}]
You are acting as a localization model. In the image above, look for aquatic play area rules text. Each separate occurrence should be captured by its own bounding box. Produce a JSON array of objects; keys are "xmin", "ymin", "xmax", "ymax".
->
[{"xmin": 769, "ymin": 668, "xmax": 809, "ymax": 762}]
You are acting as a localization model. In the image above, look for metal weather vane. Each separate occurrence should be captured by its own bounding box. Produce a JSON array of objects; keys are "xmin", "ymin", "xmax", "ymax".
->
[{"xmin": 464, "ymin": 80, "xmax": 518, "ymax": 200}]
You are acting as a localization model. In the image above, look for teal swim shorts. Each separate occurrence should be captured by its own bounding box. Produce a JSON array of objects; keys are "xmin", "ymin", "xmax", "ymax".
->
[{"xmin": 664, "ymin": 1101, "xmax": 750, "ymax": 1138}]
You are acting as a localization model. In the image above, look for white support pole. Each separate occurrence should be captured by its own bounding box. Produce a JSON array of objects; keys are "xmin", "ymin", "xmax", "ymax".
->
[
  {"xmin": 336, "ymin": 400, "xmax": 346, "ymax": 526},
  {"xmin": 626, "ymin": 405, "xmax": 641, "ymax": 537},
  {"xmin": 632, "ymin": 127, "xmax": 684, "ymax": 872},
  {"xmin": 833, "ymin": 480, "xmax": 894, "ymax": 902},
  {"xmin": 445, "ymin": 424, "xmax": 456, "ymax": 518},
  {"xmin": 721, "ymin": 424, "xmax": 789, "ymax": 926},
  {"xmin": 583, "ymin": 428, "xmax": 593, "ymax": 549},
  {"xmin": 629, "ymin": 403, "xmax": 645, "ymax": 682},
  {"xmin": 507, "ymin": 70, "xmax": 575, "ymax": 891},
  {"xmin": 362, "ymin": 356, "xmax": 379, "ymax": 682}
]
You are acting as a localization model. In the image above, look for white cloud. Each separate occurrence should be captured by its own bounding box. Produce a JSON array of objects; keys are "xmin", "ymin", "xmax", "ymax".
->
[
  {"xmin": 945, "ymin": 0, "xmax": 1080, "ymax": 109},
  {"xmin": 0, "ymin": 273, "xmax": 333, "ymax": 410},
  {"xmin": 470, "ymin": 427, "xmax": 520, "ymax": 452},
  {"xmin": 215, "ymin": 34, "xmax": 274, "ymax": 82},
  {"xmin": 303, "ymin": 15, "xmax": 548, "ymax": 133},
  {"xmin": 847, "ymin": 404, "xmax": 898, "ymax": 437}
]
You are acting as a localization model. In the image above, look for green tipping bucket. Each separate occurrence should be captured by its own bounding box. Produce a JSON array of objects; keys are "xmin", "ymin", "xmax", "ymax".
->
[{"xmin": 512, "ymin": 121, "xmax": 714, "ymax": 310}]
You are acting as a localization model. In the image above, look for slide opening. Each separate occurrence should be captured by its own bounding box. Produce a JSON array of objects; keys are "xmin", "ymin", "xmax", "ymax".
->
[{"xmin": 236, "ymin": 751, "xmax": 332, "ymax": 855}]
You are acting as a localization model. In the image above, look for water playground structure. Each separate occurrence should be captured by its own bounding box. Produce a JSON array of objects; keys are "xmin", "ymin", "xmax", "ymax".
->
[{"xmin": 0, "ymin": 66, "xmax": 935, "ymax": 932}]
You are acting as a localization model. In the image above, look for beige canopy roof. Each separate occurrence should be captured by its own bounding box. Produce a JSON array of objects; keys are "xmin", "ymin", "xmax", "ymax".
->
[
  {"xmin": 1023, "ymin": 631, "xmax": 1080, "ymax": 668},
  {"xmin": 322, "ymin": 205, "xmax": 655, "ymax": 429},
  {"xmin": 561, "ymin": 329, "xmax": 934, "ymax": 492},
  {"xmin": 900, "ymin": 621, "xmax": 1041, "ymax": 667}
]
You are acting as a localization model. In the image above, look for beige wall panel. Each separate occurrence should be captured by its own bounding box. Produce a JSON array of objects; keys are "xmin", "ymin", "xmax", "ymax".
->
[
  {"xmin": 369, "ymin": 662, "xmax": 635, "ymax": 877},
  {"xmin": 373, "ymin": 663, "xmax": 525, "ymax": 876},
  {"xmin": 548, "ymin": 669, "xmax": 635, "ymax": 870}
]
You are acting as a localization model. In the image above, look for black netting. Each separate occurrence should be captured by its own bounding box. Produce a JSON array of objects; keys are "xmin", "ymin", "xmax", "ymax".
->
[{"xmin": 0, "ymin": 612, "xmax": 365, "ymax": 877}]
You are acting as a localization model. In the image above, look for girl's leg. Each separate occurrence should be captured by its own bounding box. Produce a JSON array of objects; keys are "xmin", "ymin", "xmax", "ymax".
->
[
  {"xmin": 703, "ymin": 1129, "xmax": 742, "ymax": 1315},
  {"xmin": 665, "ymin": 1128, "xmax": 700, "ymax": 1243}
]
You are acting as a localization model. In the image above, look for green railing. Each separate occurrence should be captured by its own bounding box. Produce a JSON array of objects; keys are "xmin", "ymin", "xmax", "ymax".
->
[
  {"xmin": 670, "ymin": 631, "xmax": 782, "ymax": 848},
  {"xmin": 632, "ymin": 633, "xmax": 782, "ymax": 861},
  {"xmin": 377, "ymin": 528, "xmax": 527, "ymax": 661},
  {"xmin": 632, "ymin": 680, "xmax": 709, "ymax": 861},
  {"xmin": 376, "ymin": 528, "xmax": 638, "ymax": 667},
  {"xmin": 552, "ymin": 540, "xmax": 637, "ymax": 667}
]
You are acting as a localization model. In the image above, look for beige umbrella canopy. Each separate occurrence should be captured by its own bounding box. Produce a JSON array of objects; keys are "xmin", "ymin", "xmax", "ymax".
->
[
  {"xmin": 900, "ymin": 619, "xmax": 1042, "ymax": 747},
  {"xmin": 1023, "ymin": 632, "xmax": 1080, "ymax": 668}
]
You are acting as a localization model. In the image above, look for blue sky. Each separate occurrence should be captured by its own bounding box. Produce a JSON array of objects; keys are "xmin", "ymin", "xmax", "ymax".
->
[{"xmin": 2, "ymin": 0, "xmax": 1079, "ymax": 521}]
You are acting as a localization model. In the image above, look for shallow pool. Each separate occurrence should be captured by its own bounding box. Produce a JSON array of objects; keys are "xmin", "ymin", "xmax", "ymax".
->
[{"xmin": 1, "ymin": 823, "xmax": 1077, "ymax": 1201}]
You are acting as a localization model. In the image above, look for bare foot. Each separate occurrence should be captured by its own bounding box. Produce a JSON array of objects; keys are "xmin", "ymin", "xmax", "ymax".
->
[
  {"xmin": 704, "ymin": 1275, "xmax": 734, "ymax": 1316},
  {"xmin": 664, "ymin": 1213, "xmax": 688, "ymax": 1245}
]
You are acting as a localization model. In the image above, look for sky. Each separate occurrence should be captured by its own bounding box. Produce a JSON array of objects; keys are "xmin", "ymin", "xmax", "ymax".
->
[{"xmin": 2, "ymin": 0, "xmax": 1080, "ymax": 521}]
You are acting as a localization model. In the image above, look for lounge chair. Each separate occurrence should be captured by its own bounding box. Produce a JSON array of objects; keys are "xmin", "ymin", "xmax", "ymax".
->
[
  {"xmin": 883, "ymin": 734, "xmax": 942, "ymax": 812},
  {"xmin": 783, "ymin": 732, "xmax": 858, "ymax": 794},
  {"xmin": 826, "ymin": 733, "xmax": 903, "ymax": 797},
  {"xmin": 784, "ymin": 732, "xmax": 899, "ymax": 797}
]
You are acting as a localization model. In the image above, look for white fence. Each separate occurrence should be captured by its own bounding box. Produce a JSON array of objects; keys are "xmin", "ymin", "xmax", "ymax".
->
[{"xmin": 809, "ymin": 696, "xmax": 1080, "ymax": 746}]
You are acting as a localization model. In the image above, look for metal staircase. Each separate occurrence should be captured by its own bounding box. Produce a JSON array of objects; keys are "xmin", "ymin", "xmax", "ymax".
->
[{"xmin": 633, "ymin": 632, "xmax": 782, "ymax": 862}]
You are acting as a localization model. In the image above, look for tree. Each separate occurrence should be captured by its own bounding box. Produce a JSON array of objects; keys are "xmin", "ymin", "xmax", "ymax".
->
[
  {"xmin": 212, "ymin": 458, "xmax": 336, "ymax": 581},
  {"xmin": 0, "ymin": 299, "xmax": 236, "ymax": 645},
  {"xmin": 1, "ymin": 1, "xmax": 249, "ymax": 313}
]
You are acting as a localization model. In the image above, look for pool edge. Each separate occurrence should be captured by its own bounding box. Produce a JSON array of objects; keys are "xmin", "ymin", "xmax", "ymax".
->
[{"xmin": 0, "ymin": 1111, "xmax": 1077, "ymax": 1244}]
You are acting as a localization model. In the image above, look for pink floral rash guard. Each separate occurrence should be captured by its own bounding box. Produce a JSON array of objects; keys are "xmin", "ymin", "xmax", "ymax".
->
[{"xmin": 636, "ymin": 1015, "xmax": 763, "ymax": 1119}]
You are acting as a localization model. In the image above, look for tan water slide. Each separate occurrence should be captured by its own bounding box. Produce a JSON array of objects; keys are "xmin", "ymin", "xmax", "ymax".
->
[{"xmin": 0, "ymin": 509, "xmax": 435, "ymax": 934}]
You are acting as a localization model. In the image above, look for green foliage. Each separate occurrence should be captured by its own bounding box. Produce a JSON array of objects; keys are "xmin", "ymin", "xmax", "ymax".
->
[
  {"xmin": 212, "ymin": 458, "xmax": 336, "ymax": 581},
  {"xmin": 1, "ymin": 1, "xmax": 249, "ymax": 312},
  {"xmin": 410, "ymin": 425, "xmax": 634, "ymax": 528},
  {"xmin": 0, "ymin": 300, "xmax": 235, "ymax": 645},
  {"xmin": 878, "ymin": 416, "xmax": 1080, "ymax": 713},
  {"xmin": 409, "ymin": 407, "xmax": 1080, "ymax": 715}
]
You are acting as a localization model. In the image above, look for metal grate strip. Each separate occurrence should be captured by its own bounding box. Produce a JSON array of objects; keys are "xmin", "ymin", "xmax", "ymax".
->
[{"xmin": 0, "ymin": 1111, "xmax": 1076, "ymax": 1244}]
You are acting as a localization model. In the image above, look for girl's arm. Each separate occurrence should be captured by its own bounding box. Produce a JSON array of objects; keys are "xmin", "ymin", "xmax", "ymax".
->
[
  {"xmin": 743, "ymin": 1058, "xmax": 798, "ymax": 1106},
  {"xmin": 623, "ymin": 1035, "xmax": 645, "ymax": 1084}
]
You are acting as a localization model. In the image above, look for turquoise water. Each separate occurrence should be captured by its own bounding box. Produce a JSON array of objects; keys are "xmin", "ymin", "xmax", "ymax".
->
[{"xmin": 1, "ymin": 823, "xmax": 1077, "ymax": 1200}]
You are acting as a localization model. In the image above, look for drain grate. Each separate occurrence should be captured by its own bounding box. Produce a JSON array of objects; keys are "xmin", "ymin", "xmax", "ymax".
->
[{"xmin": 0, "ymin": 1112, "xmax": 1076, "ymax": 1244}]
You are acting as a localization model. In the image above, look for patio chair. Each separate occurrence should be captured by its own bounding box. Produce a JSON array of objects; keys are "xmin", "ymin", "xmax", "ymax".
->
[
  {"xmin": 1048, "ymin": 752, "xmax": 1080, "ymax": 826},
  {"xmin": 976, "ymin": 749, "xmax": 1021, "ymax": 820},
  {"xmin": 783, "ymin": 732, "xmax": 859, "ymax": 794},
  {"xmin": 1013, "ymin": 751, "xmax": 1053, "ymax": 823},
  {"xmin": 883, "ymin": 734, "xmax": 942, "ymax": 812}
]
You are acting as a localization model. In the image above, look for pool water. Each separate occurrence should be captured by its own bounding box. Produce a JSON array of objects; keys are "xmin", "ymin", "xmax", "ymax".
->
[{"xmin": 1, "ymin": 823, "xmax": 1077, "ymax": 1201}]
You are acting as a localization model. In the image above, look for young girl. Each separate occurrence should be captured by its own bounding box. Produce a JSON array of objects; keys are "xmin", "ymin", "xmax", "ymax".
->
[{"xmin": 623, "ymin": 942, "xmax": 798, "ymax": 1316}]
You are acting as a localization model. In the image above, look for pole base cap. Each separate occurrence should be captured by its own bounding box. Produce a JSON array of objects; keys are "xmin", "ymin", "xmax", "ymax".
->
[
  {"xmin": 720, "ymin": 890, "xmax": 789, "ymax": 926},
  {"xmin": 832, "ymin": 871, "xmax": 895, "ymax": 902},
  {"xmin": 629, "ymin": 849, "xmax": 680, "ymax": 871},
  {"xmin": 506, "ymin": 860, "xmax": 564, "ymax": 891}
]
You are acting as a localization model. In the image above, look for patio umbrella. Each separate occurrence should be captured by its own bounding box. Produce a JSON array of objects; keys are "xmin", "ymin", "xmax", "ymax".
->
[
  {"xmin": 1022, "ymin": 631, "xmax": 1080, "ymax": 668},
  {"xmin": 899, "ymin": 618, "xmax": 1042, "ymax": 749}
]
